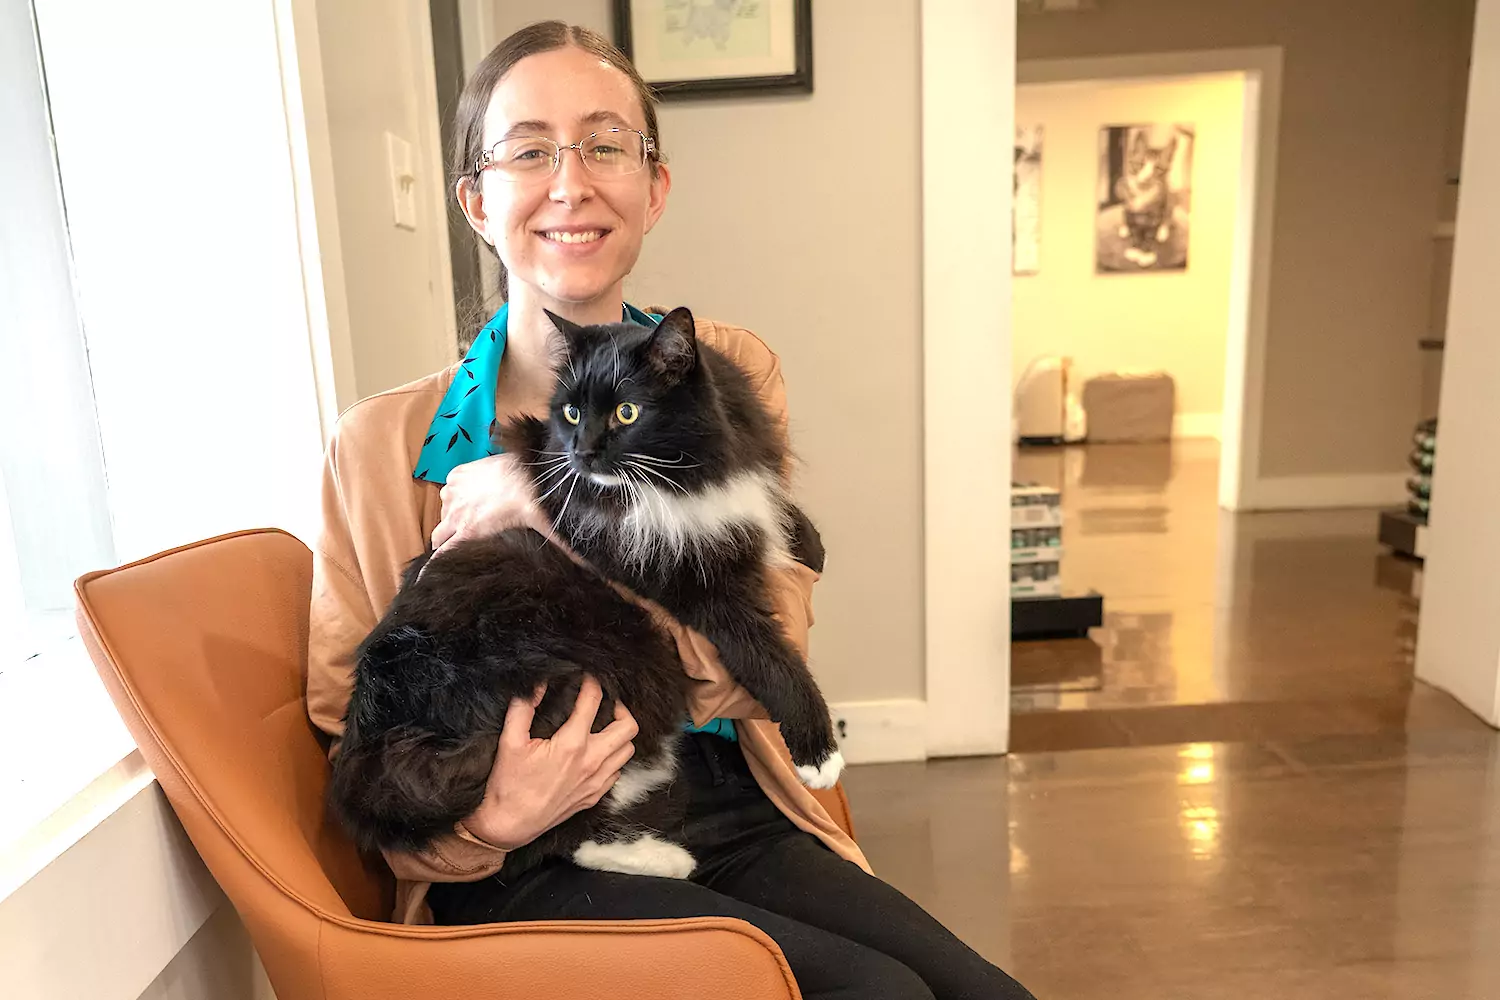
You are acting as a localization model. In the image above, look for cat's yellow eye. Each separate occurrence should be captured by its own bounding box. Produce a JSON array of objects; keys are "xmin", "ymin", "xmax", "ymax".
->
[
  {"xmin": 615, "ymin": 402, "xmax": 640, "ymax": 425},
  {"xmin": 563, "ymin": 403, "xmax": 581, "ymax": 425}
]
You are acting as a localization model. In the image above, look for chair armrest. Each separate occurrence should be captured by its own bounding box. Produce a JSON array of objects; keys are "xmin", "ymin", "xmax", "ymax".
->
[{"xmin": 316, "ymin": 916, "xmax": 801, "ymax": 1000}]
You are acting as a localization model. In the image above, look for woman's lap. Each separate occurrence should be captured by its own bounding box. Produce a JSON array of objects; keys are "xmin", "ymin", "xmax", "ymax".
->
[
  {"xmin": 428, "ymin": 858, "xmax": 935, "ymax": 1000},
  {"xmin": 428, "ymin": 734, "xmax": 1034, "ymax": 999}
]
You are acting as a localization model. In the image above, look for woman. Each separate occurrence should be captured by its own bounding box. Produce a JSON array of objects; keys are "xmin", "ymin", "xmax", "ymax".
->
[{"xmin": 307, "ymin": 20, "xmax": 1034, "ymax": 1000}]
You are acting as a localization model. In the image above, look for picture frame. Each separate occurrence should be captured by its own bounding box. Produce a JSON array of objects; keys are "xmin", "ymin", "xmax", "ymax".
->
[{"xmin": 613, "ymin": 0, "xmax": 813, "ymax": 101}]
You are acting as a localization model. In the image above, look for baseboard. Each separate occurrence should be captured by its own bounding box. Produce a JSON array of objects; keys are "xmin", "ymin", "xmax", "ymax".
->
[
  {"xmin": 1173, "ymin": 412, "xmax": 1222, "ymax": 439},
  {"xmin": 1246, "ymin": 473, "xmax": 1407, "ymax": 511},
  {"xmin": 829, "ymin": 700, "xmax": 928, "ymax": 764}
]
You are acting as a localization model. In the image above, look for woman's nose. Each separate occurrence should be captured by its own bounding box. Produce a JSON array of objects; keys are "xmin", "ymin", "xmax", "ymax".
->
[{"xmin": 548, "ymin": 148, "xmax": 595, "ymax": 205}]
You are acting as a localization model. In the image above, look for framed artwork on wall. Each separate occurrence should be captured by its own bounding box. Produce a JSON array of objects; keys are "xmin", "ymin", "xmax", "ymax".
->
[
  {"xmin": 1014, "ymin": 125, "xmax": 1044, "ymax": 275},
  {"xmin": 613, "ymin": 0, "xmax": 813, "ymax": 100},
  {"xmin": 1096, "ymin": 123, "xmax": 1195, "ymax": 273}
]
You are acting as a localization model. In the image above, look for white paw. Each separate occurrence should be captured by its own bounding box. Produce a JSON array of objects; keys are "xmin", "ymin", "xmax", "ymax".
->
[
  {"xmin": 573, "ymin": 834, "xmax": 696, "ymax": 879},
  {"xmin": 795, "ymin": 750, "xmax": 845, "ymax": 789}
]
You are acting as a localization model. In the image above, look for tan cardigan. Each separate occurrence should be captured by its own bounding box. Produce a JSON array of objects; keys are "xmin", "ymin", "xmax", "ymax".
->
[{"xmin": 306, "ymin": 317, "xmax": 870, "ymax": 924}]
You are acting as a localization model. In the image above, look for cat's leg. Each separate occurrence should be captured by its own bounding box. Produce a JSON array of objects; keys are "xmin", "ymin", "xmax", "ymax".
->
[
  {"xmin": 687, "ymin": 599, "xmax": 843, "ymax": 787},
  {"xmin": 573, "ymin": 835, "xmax": 697, "ymax": 878}
]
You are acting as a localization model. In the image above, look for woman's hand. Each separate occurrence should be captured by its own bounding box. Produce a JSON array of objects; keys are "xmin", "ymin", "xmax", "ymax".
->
[
  {"xmin": 462, "ymin": 676, "xmax": 638, "ymax": 851},
  {"xmin": 431, "ymin": 452, "xmax": 550, "ymax": 555}
]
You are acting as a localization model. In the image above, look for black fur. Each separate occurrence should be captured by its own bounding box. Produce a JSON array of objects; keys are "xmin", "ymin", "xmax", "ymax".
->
[
  {"xmin": 331, "ymin": 534, "xmax": 689, "ymax": 873},
  {"xmin": 509, "ymin": 306, "xmax": 838, "ymax": 770},
  {"xmin": 329, "ymin": 305, "xmax": 836, "ymax": 870}
]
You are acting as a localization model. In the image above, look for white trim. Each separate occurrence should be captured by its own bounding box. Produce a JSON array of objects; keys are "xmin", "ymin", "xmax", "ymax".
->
[
  {"xmin": 0, "ymin": 778, "xmax": 225, "ymax": 1000},
  {"xmin": 1018, "ymin": 48, "xmax": 1284, "ymax": 513},
  {"xmin": 1173, "ymin": 412, "xmax": 1222, "ymax": 439},
  {"xmin": 273, "ymin": 0, "xmax": 358, "ymax": 434},
  {"xmin": 1245, "ymin": 473, "xmax": 1407, "ymax": 511},
  {"xmin": 831, "ymin": 700, "xmax": 929, "ymax": 764},
  {"xmin": 407, "ymin": 0, "xmax": 461, "ymax": 368},
  {"xmin": 921, "ymin": 0, "xmax": 1015, "ymax": 758}
]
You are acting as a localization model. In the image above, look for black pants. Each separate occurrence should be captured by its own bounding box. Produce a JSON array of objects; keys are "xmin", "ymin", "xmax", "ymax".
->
[{"xmin": 430, "ymin": 733, "xmax": 1035, "ymax": 1000}]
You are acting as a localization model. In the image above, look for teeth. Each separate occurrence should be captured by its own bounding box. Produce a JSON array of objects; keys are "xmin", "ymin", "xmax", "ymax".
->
[{"xmin": 544, "ymin": 230, "xmax": 603, "ymax": 244}]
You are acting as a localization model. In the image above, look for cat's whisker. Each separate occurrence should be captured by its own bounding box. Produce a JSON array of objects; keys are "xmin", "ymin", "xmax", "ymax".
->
[
  {"xmin": 625, "ymin": 461, "xmax": 689, "ymax": 494},
  {"xmin": 611, "ymin": 335, "xmax": 621, "ymax": 389},
  {"xmin": 536, "ymin": 469, "xmax": 576, "ymax": 505},
  {"xmin": 532, "ymin": 463, "xmax": 572, "ymax": 490},
  {"xmin": 521, "ymin": 456, "xmax": 569, "ymax": 469},
  {"xmin": 551, "ymin": 473, "xmax": 581, "ymax": 537},
  {"xmin": 625, "ymin": 452, "xmax": 701, "ymax": 469}
]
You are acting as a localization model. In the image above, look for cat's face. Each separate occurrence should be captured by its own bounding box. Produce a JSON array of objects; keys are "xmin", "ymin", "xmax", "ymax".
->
[
  {"xmin": 1127, "ymin": 131, "xmax": 1177, "ymax": 184},
  {"xmin": 540, "ymin": 307, "xmax": 713, "ymax": 497}
]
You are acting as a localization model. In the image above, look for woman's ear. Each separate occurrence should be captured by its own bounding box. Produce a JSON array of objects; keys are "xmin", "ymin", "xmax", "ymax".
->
[
  {"xmin": 456, "ymin": 176, "xmax": 492, "ymax": 244},
  {"xmin": 644, "ymin": 162, "xmax": 672, "ymax": 235}
]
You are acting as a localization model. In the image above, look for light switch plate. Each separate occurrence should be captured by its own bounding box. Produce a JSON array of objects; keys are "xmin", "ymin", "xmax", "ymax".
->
[{"xmin": 384, "ymin": 131, "xmax": 417, "ymax": 231}]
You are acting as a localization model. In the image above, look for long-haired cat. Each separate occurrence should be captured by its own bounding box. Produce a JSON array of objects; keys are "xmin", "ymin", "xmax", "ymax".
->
[
  {"xmin": 330, "ymin": 306, "xmax": 841, "ymax": 880},
  {"xmin": 1116, "ymin": 128, "xmax": 1179, "ymax": 268}
]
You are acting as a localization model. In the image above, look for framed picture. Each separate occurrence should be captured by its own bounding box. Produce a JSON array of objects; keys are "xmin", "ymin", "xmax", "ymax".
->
[
  {"xmin": 1013, "ymin": 125, "xmax": 1043, "ymax": 275},
  {"xmin": 614, "ymin": 0, "xmax": 813, "ymax": 100},
  {"xmin": 1096, "ymin": 123, "xmax": 1195, "ymax": 273}
]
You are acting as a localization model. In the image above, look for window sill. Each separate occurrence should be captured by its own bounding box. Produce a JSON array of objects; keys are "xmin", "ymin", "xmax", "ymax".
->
[
  {"xmin": 0, "ymin": 631, "xmax": 228, "ymax": 1000},
  {"xmin": 0, "ymin": 629, "xmax": 141, "ymax": 901}
]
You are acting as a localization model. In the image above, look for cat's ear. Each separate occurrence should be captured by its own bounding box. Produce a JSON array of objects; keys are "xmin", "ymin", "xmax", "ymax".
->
[
  {"xmin": 544, "ymin": 309, "xmax": 585, "ymax": 342},
  {"xmin": 647, "ymin": 306, "xmax": 698, "ymax": 384}
]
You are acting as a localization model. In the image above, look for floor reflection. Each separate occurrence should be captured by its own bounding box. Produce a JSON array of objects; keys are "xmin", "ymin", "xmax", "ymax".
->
[
  {"xmin": 1010, "ymin": 440, "xmax": 1482, "ymax": 751},
  {"xmin": 845, "ymin": 731, "xmax": 1500, "ymax": 999}
]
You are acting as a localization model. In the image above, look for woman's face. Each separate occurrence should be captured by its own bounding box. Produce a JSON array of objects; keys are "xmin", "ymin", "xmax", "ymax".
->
[{"xmin": 462, "ymin": 46, "xmax": 670, "ymax": 309}]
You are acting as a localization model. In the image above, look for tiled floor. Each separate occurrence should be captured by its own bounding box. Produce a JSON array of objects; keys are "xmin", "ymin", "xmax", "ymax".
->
[
  {"xmin": 1007, "ymin": 440, "xmax": 1484, "ymax": 751},
  {"xmin": 845, "ymin": 730, "xmax": 1500, "ymax": 999}
]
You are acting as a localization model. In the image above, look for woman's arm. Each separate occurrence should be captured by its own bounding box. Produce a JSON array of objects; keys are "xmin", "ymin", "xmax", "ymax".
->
[{"xmin": 308, "ymin": 433, "xmax": 511, "ymax": 880}]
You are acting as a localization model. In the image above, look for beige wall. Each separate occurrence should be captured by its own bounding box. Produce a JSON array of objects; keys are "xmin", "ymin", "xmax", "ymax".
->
[
  {"xmin": 1019, "ymin": 0, "xmax": 1474, "ymax": 477},
  {"xmin": 137, "ymin": 905, "xmax": 275, "ymax": 1000},
  {"xmin": 1014, "ymin": 73, "xmax": 1245, "ymax": 422},
  {"xmin": 317, "ymin": 0, "xmax": 458, "ymax": 401},
  {"xmin": 485, "ymin": 1, "xmax": 925, "ymax": 703}
]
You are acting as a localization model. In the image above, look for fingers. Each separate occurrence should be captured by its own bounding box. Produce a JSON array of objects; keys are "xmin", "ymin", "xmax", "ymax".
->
[
  {"xmin": 597, "ymin": 702, "xmax": 640, "ymax": 751},
  {"xmin": 599, "ymin": 739, "xmax": 636, "ymax": 776},
  {"xmin": 557, "ymin": 675, "xmax": 605, "ymax": 740},
  {"xmin": 500, "ymin": 688, "xmax": 540, "ymax": 751}
]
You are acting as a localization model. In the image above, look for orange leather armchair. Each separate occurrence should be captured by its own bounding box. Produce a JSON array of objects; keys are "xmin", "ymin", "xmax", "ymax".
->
[{"xmin": 76, "ymin": 528, "xmax": 858, "ymax": 1000}]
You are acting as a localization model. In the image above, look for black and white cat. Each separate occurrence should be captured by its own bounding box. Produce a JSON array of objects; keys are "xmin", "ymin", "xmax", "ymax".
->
[{"xmin": 330, "ymin": 306, "xmax": 842, "ymax": 880}]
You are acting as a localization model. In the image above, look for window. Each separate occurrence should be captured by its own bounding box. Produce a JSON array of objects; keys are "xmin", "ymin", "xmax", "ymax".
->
[{"xmin": 0, "ymin": 0, "xmax": 116, "ymax": 670}]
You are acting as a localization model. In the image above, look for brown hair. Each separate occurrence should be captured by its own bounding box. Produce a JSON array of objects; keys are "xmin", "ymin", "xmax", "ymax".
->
[{"xmin": 451, "ymin": 20, "xmax": 662, "ymax": 323}]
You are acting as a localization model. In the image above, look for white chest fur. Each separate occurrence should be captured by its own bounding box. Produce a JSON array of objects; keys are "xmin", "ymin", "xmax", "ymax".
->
[{"xmin": 590, "ymin": 469, "xmax": 794, "ymax": 572}]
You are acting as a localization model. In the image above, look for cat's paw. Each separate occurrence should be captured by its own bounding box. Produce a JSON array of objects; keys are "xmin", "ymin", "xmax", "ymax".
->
[
  {"xmin": 794, "ymin": 750, "xmax": 846, "ymax": 789},
  {"xmin": 574, "ymin": 834, "xmax": 696, "ymax": 879},
  {"xmin": 1156, "ymin": 224, "xmax": 1171, "ymax": 241}
]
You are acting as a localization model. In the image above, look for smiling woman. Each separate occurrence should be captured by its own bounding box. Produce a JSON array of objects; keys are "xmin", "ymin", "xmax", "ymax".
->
[{"xmin": 304, "ymin": 19, "xmax": 1035, "ymax": 1000}]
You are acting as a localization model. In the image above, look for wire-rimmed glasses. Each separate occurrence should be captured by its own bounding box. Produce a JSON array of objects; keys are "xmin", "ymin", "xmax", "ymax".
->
[{"xmin": 474, "ymin": 128, "xmax": 657, "ymax": 181}]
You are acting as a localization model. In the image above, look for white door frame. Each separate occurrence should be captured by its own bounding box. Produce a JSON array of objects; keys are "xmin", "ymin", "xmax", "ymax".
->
[
  {"xmin": 921, "ymin": 0, "xmax": 1018, "ymax": 757},
  {"xmin": 1017, "ymin": 47, "xmax": 1285, "ymax": 513}
]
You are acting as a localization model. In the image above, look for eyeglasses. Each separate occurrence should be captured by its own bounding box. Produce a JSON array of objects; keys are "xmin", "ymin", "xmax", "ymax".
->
[{"xmin": 475, "ymin": 128, "xmax": 657, "ymax": 181}]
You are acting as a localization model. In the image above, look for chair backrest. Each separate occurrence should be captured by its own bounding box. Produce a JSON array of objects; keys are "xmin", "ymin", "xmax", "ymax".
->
[{"xmin": 75, "ymin": 529, "xmax": 391, "ymax": 924}]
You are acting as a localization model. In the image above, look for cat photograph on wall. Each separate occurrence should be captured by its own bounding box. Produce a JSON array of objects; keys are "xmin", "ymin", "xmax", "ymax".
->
[{"xmin": 1095, "ymin": 123, "xmax": 1195, "ymax": 273}]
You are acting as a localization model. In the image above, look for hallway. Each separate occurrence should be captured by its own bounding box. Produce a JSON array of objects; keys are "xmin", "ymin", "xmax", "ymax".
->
[{"xmin": 1008, "ymin": 440, "xmax": 1484, "ymax": 751}]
